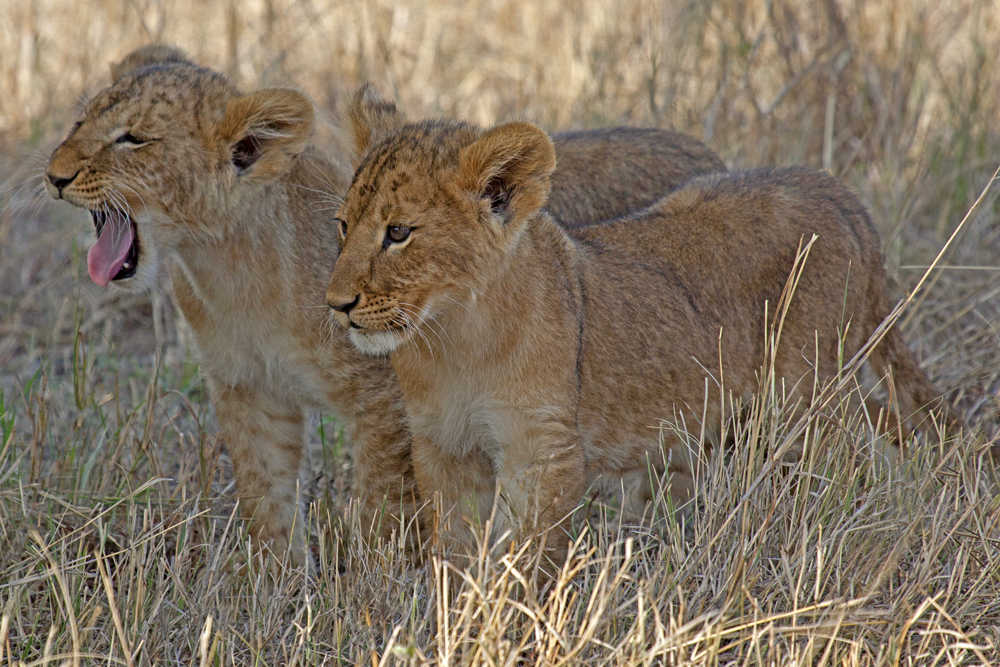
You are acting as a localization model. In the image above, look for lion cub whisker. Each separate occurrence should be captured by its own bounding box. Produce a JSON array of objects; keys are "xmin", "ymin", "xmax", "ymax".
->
[{"xmin": 400, "ymin": 301, "xmax": 455, "ymax": 351}]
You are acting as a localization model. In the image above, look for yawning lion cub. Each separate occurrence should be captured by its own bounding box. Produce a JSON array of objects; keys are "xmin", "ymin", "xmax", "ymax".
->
[{"xmin": 327, "ymin": 117, "xmax": 958, "ymax": 566}]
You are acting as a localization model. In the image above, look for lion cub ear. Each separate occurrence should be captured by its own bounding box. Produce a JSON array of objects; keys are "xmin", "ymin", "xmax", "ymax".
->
[
  {"xmin": 340, "ymin": 84, "xmax": 407, "ymax": 167},
  {"xmin": 457, "ymin": 122, "xmax": 556, "ymax": 224},
  {"xmin": 219, "ymin": 88, "xmax": 315, "ymax": 180},
  {"xmin": 111, "ymin": 44, "xmax": 193, "ymax": 82}
]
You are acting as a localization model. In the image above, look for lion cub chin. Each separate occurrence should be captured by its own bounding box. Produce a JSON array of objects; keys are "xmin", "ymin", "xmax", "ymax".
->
[{"xmin": 326, "ymin": 116, "xmax": 959, "ymax": 568}]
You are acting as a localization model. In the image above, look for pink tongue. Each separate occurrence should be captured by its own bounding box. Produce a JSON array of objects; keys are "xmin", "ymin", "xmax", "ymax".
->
[{"xmin": 87, "ymin": 214, "xmax": 134, "ymax": 287}]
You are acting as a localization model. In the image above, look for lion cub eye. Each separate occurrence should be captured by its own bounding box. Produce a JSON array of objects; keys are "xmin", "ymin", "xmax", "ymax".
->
[
  {"xmin": 385, "ymin": 225, "xmax": 411, "ymax": 247},
  {"xmin": 336, "ymin": 218, "xmax": 348, "ymax": 239},
  {"xmin": 115, "ymin": 133, "xmax": 151, "ymax": 147}
]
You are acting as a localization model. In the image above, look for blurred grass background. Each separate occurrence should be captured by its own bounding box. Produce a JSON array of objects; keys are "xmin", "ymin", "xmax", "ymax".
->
[{"xmin": 1, "ymin": 0, "xmax": 999, "ymax": 664}]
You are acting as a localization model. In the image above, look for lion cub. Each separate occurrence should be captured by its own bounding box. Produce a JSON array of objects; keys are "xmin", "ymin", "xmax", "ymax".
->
[
  {"xmin": 44, "ymin": 45, "xmax": 725, "ymax": 565},
  {"xmin": 326, "ymin": 117, "xmax": 958, "ymax": 565}
]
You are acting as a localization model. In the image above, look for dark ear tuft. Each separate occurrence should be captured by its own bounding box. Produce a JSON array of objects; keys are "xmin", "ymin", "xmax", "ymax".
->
[
  {"xmin": 483, "ymin": 175, "xmax": 513, "ymax": 216},
  {"xmin": 232, "ymin": 135, "xmax": 263, "ymax": 171},
  {"xmin": 339, "ymin": 84, "xmax": 407, "ymax": 167},
  {"xmin": 111, "ymin": 44, "xmax": 193, "ymax": 82}
]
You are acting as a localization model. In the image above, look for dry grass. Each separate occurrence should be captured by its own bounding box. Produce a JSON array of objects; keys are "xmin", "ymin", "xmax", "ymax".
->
[{"xmin": 2, "ymin": 0, "xmax": 1000, "ymax": 664}]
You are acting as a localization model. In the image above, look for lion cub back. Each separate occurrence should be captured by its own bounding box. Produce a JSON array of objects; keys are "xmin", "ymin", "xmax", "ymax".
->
[
  {"xmin": 574, "ymin": 167, "xmax": 888, "ymax": 443},
  {"xmin": 548, "ymin": 127, "xmax": 726, "ymax": 228}
]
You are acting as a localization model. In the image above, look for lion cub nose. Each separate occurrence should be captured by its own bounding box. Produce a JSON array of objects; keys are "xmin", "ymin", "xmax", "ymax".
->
[
  {"xmin": 329, "ymin": 294, "xmax": 360, "ymax": 314},
  {"xmin": 46, "ymin": 171, "xmax": 78, "ymax": 195}
]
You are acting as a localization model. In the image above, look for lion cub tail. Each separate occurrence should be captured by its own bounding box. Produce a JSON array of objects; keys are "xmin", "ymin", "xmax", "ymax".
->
[{"xmin": 866, "ymin": 273, "xmax": 964, "ymax": 437}]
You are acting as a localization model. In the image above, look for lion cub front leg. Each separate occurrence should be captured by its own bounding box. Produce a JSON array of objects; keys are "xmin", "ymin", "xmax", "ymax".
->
[
  {"xmin": 411, "ymin": 436, "xmax": 496, "ymax": 557},
  {"xmin": 495, "ymin": 419, "xmax": 586, "ymax": 574},
  {"xmin": 414, "ymin": 419, "xmax": 585, "ymax": 574},
  {"xmin": 212, "ymin": 384, "xmax": 308, "ymax": 568}
]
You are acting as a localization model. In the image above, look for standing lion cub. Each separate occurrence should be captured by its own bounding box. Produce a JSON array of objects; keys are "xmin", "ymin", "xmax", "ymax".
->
[
  {"xmin": 326, "ymin": 116, "xmax": 959, "ymax": 566},
  {"xmin": 44, "ymin": 45, "xmax": 725, "ymax": 565}
]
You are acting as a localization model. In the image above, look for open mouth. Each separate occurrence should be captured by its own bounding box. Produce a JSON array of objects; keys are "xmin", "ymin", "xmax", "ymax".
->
[{"xmin": 88, "ymin": 209, "xmax": 139, "ymax": 286}]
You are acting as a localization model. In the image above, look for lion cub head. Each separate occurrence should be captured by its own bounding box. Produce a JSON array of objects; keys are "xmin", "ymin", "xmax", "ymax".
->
[
  {"xmin": 326, "ymin": 93, "xmax": 556, "ymax": 355},
  {"xmin": 45, "ymin": 44, "xmax": 314, "ymax": 290}
]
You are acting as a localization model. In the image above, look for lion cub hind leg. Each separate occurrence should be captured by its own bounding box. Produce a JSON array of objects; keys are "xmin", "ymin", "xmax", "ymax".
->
[{"xmin": 212, "ymin": 384, "xmax": 309, "ymax": 569}]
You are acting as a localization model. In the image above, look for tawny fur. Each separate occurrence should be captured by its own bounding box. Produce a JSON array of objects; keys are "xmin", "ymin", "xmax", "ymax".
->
[
  {"xmin": 546, "ymin": 127, "xmax": 726, "ymax": 228},
  {"xmin": 326, "ymin": 118, "xmax": 960, "ymax": 568},
  {"xmin": 45, "ymin": 45, "xmax": 725, "ymax": 563}
]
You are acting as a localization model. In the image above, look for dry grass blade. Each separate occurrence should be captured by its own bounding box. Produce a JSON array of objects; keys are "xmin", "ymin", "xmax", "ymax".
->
[
  {"xmin": 197, "ymin": 615, "xmax": 213, "ymax": 667},
  {"xmin": 94, "ymin": 549, "xmax": 134, "ymax": 667},
  {"xmin": 29, "ymin": 531, "xmax": 80, "ymax": 667},
  {"xmin": 0, "ymin": 614, "xmax": 9, "ymax": 665}
]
